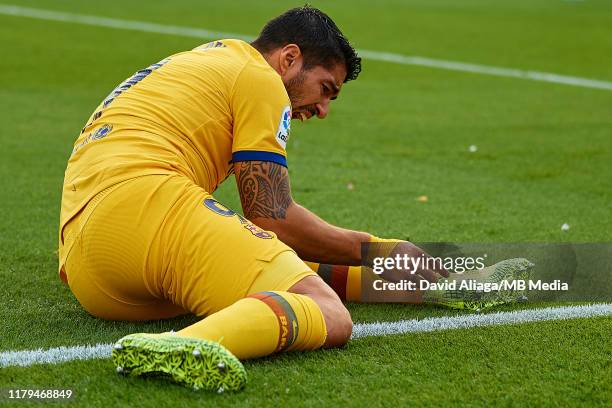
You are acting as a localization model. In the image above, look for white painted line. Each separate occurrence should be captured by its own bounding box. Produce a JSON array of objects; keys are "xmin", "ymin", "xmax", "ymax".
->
[
  {"xmin": 1, "ymin": 304, "xmax": 610, "ymax": 368},
  {"xmin": 351, "ymin": 303, "xmax": 612, "ymax": 338},
  {"xmin": 0, "ymin": 4, "xmax": 251, "ymax": 41},
  {"xmin": 0, "ymin": 343, "xmax": 112, "ymax": 368},
  {"xmin": 1, "ymin": 4, "xmax": 611, "ymax": 91},
  {"xmin": 357, "ymin": 51, "xmax": 612, "ymax": 91}
]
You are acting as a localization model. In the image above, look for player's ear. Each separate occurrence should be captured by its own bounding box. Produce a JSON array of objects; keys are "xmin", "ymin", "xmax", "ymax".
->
[{"xmin": 279, "ymin": 44, "xmax": 302, "ymax": 75}]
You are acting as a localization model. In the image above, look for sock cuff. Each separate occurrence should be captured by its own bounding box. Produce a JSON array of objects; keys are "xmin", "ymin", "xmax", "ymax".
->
[
  {"xmin": 285, "ymin": 292, "xmax": 327, "ymax": 351},
  {"xmin": 247, "ymin": 291, "xmax": 327, "ymax": 353},
  {"xmin": 247, "ymin": 291, "xmax": 298, "ymax": 353},
  {"xmin": 317, "ymin": 264, "xmax": 349, "ymax": 300},
  {"xmin": 304, "ymin": 262, "xmax": 362, "ymax": 303},
  {"xmin": 369, "ymin": 235, "xmax": 399, "ymax": 243},
  {"xmin": 346, "ymin": 266, "xmax": 362, "ymax": 302}
]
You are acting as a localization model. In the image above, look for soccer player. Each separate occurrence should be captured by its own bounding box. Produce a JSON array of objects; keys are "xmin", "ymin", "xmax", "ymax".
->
[{"xmin": 58, "ymin": 6, "xmax": 529, "ymax": 392}]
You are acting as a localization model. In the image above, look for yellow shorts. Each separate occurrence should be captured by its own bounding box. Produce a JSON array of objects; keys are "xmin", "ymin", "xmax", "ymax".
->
[{"xmin": 59, "ymin": 174, "xmax": 315, "ymax": 320}]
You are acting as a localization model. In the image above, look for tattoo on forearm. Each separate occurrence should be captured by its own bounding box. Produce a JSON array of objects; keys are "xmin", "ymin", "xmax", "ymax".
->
[{"xmin": 237, "ymin": 161, "xmax": 291, "ymax": 219}]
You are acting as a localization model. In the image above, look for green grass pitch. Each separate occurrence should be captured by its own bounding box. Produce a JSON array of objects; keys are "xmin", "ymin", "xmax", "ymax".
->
[{"xmin": 1, "ymin": 0, "xmax": 611, "ymax": 406}]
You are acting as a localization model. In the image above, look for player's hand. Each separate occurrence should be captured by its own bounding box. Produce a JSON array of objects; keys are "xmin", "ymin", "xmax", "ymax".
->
[
  {"xmin": 366, "ymin": 239, "xmax": 450, "ymax": 283},
  {"xmin": 393, "ymin": 240, "xmax": 449, "ymax": 281}
]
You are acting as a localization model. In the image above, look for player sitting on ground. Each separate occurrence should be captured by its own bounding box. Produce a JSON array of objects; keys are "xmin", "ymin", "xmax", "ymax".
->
[{"xmin": 58, "ymin": 6, "xmax": 530, "ymax": 392}]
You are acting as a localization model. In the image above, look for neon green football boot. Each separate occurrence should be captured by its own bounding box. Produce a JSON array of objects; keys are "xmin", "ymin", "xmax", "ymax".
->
[
  {"xmin": 112, "ymin": 333, "xmax": 247, "ymax": 392},
  {"xmin": 423, "ymin": 258, "xmax": 534, "ymax": 311}
]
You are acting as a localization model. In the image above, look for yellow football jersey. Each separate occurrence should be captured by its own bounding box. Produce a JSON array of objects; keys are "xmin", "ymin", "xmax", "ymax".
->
[{"xmin": 60, "ymin": 39, "xmax": 292, "ymax": 234}]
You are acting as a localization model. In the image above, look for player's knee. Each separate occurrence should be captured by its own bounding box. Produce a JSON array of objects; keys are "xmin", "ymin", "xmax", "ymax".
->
[
  {"xmin": 323, "ymin": 300, "xmax": 352, "ymax": 347},
  {"xmin": 288, "ymin": 275, "xmax": 352, "ymax": 347}
]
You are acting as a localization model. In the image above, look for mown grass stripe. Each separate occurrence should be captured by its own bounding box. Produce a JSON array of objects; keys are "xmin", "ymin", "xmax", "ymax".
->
[
  {"xmin": 1, "ymin": 304, "xmax": 609, "ymax": 368},
  {"xmin": 1, "ymin": 4, "xmax": 611, "ymax": 91}
]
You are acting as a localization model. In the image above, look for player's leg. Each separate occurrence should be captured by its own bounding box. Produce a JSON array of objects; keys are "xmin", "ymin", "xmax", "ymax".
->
[
  {"xmin": 60, "ymin": 177, "xmax": 190, "ymax": 321},
  {"xmin": 304, "ymin": 250, "xmax": 533, "ymax": 308},
  {"xmin": 302, "ymin": 236, "xmax": 428, "ymax": 303},
  {"xmin": 174, "ymin": 252, "xmax": 351, "ymax": 356},
  {"xmin": 114, "ymin": 271, "xmax": 344, "ymax": 392},
  {"xmin": 303, "ymin": 261, "xmax": 362, "ymax": 302},
  {"xmin": 285, "ymin": 274, "xmax": 352, "ymax": 348},
  {"xmin": 111, "ymin": 178, "xmax": 348, "ymax": 390},
  {"xmin": 303, "ymin": 260, "xmax": 425, "ymax": 303}
]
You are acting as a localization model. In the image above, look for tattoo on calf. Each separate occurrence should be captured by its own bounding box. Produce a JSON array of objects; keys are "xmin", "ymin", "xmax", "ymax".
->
[{"xmin": 237, "ymin": 161, "xmax": 291, "ymax": 219}]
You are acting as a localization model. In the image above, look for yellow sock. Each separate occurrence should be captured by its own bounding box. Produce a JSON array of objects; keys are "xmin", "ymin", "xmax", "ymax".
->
[
  {"xmin": 177, "ymin": 291, "xmax": 326, "ymax": 360},
  {"xmin": 304, "ymin": 236, "xmax": 403, "ymax": 303},
  {"xmin": 304, "ymin": 261, "xmax": 362, "ymax": 302},
  {"xmin": 369, "ymin": 235, "xmax": 399, "ymax": 243}
]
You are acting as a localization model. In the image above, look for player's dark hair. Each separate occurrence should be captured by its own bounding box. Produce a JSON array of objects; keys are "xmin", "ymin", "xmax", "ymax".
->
[{"xmin": 252, "ymin": 5, "xmax": 361, "ymax": 82}]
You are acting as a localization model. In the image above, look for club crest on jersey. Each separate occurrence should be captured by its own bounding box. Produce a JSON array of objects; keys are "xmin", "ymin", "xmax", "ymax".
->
[
  {"xmin": 203, "ymin": 198, "xmax": 235, "ymax": 217},
  {"xmin": 92, "ymin": 124, "xmax": 113, "ymax": 140},
  {"xmin": 276, "ymin": 105, "xmax": 291, "ymax": 149},
  {"xmin": 71, "ymin": 124, "xmax": 113, "ymax": 156}
]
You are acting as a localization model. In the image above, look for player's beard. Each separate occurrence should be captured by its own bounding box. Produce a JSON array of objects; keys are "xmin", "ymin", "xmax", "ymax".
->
[
  {"xmin": 284, "ymin": 69, "xmax": 318, "ymax": 120},
  {"xmin": 285, "ymin": 69, "xmax": 307, "ymax": 107}
]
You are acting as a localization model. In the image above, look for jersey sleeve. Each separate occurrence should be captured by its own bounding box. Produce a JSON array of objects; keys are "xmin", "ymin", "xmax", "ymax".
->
[{"xmin": 230, "ymin": 63, "xmax": 291, "ymax": 167}]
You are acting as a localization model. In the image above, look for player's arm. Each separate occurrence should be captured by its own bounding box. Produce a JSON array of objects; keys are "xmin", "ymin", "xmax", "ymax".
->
[{"xmin": 234, "ymin": 160, "xmax": 370, "ymax": 265}]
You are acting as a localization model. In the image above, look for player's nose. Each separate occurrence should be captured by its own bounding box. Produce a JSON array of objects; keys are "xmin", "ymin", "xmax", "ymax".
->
[{"xmin": 316, "ymin": 100, "xmax": 330, "ymax": 119}]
